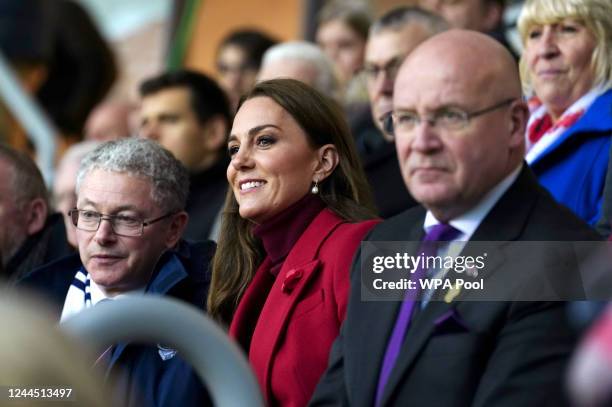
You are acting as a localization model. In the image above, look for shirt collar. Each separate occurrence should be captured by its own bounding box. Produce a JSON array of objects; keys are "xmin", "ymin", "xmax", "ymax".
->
[
  {"xmin": 424, "ymin": 164, "xmax": 522, "ymax": 240},
  {"xmin": 89, "ymin": 277, "xmax": 144, "ymax": 305}
]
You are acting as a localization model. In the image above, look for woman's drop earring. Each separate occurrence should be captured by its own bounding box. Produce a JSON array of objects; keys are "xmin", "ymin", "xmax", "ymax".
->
[{"xmin": 311, "ymin": 179, "xmax": 319, "ymax": 194}]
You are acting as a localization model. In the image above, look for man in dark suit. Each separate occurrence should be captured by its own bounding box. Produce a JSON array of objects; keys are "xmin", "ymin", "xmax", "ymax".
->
[{"xmin": 310, "ymin": 30, "xmax": 600, "ymax": 407}]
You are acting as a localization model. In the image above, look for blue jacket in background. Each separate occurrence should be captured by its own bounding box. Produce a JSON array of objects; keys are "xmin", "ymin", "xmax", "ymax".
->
[
  {"xmin": 529, "ymin": 89, "xmax": 612, "ymax": 225},
  {"xmin": 18, "ymin": 240, "xmax": 215, "ymax": 407}
]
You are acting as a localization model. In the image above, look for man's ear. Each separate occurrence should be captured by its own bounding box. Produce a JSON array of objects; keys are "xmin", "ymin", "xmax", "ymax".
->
[
  {"xmin": 203, "ymin": 115, "xmax": 228, "ymax": 152},
  {"xmin": 508, "ymin": 100, "xmax": 529, "ymax": 149},
  {"xmin": 313, "ymin": 144, "xmax": 339, "ymax": 182},
  {"xmin": 24, "ymin": 198, "xmax": 48, "ymax": 235},
  {"xmin": 165, "ymin": 211, "xmax": 189, "ymax": 248}
]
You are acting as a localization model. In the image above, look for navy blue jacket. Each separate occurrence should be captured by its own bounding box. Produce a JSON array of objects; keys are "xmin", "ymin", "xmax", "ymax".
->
[{"xmin": 18, "ymin": 240, "xmax": 215, "ymax": 407}]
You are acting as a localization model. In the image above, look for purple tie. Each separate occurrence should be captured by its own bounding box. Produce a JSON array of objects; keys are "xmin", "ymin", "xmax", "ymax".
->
[{"xmin": 374, "ymin": 223, "xmax": 461, "ymax": 406}]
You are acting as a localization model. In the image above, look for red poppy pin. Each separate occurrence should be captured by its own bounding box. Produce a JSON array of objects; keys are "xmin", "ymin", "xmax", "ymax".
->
[{"xmin": 281, "ymin": 269, "xmax": 303, "ymax": 294}]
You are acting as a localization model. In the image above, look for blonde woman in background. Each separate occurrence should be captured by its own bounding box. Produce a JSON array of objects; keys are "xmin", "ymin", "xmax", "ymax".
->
[{"xmin": 518, "ymin": 0, "xmax": 612, "ymax": 225}]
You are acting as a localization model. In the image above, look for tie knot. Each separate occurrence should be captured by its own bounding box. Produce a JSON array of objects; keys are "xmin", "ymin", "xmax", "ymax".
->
[{"xmin": 423, "ymin": 223, "xmax": 461, "ymax": 242}]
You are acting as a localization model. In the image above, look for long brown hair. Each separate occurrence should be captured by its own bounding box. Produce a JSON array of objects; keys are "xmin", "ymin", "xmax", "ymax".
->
[{"xmin": 207, "ymin": 79, "xmax": 376, "ymax": 324}]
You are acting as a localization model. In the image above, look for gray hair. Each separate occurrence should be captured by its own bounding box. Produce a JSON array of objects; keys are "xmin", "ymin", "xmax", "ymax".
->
[
  {"xmin": 370, "ymin": 6, "xmax": 449, "ymax": 36},
  {"xmin": 76, "ymin": 138, "xmax": 189, "ymax": 213},
  {"xmin": 56, "ymin": 140, "xmax": 101, "ymax": 178},
  {"xmin": 261, "ymin": 41, "xmax": 340, "ymax": 100}
]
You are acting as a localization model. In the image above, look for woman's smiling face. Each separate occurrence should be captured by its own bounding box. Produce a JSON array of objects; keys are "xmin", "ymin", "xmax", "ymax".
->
[{"xmin": 227, "ymin": 96, "xmax": 320, "ymax": 224}]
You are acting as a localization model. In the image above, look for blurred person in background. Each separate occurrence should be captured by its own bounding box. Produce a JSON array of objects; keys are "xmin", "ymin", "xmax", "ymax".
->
[
  {"xmin": 208, "ymin": 79, "xmax": 379, "ymax": 407},
  {"xmin": 0, "ymin": 292, "xmax": 110, "ymax": 407},
  {"xmin": 315, "ymin": 1, "xmax": 374, "ymax": 159},
  {"xmin": 0, "ymin": 0, "xmax": 54, "ymax": 150},
  {"xmin": 518, "ymin": 0, "xmax": 612, "ymax": 226},
  {"xmin": 258, "ymin": 41, "xmax": 340, "ymax": 100},
  {"xmin": 19, "ymin": 138, "xmax": 214, "ymax": 407},
  {"xmin": 569, "ymin": 303, "xmax": 612, "ymax": 407},
  {"xmin": 0, "ymin": 144, "xmax": 71, "ymax": 281},
  {"xmin": 315, "ymin": 1, "xmax": 370, "ymax": 91},
  {"xmin": 0, "ymin": 0, "xmax": 116, "ymax": 158},
  {"xmin": 139, "ymin": 70, "xmax": 232, "ymax": 241},
  {"xmin": 216, "ymin": 29, "xmax": 277, "ymax": 112},
  {"xmin": 36, "ymin": 0, "xmax": 116, "ymax": 152},
  {"xmin": 53, "ymin": 140, "xmax": 102, "ymax": 248},
  {"xmin": 359, "ymin": 7, "xmax": 448, "ymax": 218},
  {"xmin": 85, "ymin": 100, "xmax": 135, "ymax": 142},
  {"xmin": 419, "ymin": 0, "xmax": 515, "ymax": 56}
]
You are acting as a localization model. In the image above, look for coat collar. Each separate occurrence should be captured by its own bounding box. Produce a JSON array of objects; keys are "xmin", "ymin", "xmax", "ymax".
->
[
  {"xmin": 108, "ymin": 249, "xmax": 189, "ymax": 367},
  {"xmin": 240, "ymin": 208, "xmax": 346, "ymax": 403},
  {"xmin": 530, "ymin": 89, "xmax": 612, "ymax": 166}
]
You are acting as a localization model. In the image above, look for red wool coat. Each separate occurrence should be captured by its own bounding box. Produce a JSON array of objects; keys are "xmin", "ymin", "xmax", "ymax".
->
[{"xmin": 229, "ymin": 208, "xmax": 379, "ymax": 407}]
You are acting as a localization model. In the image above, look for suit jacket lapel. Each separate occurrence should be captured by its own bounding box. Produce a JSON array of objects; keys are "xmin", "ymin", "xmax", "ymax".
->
[
  {"xmin": 354, "ymin": 212, "xmax": 424, "ymax": 406},
  {"xmin": 470, "ymin": 164, "xmax": 538, "ymax": 243},
  {"xmin": 442, "ymin": 165, "xmax": 541, "ymax": 299},
  {"xmin": 352, "ymin": 299, "xmax": 402, "ymax": 407},
  {"xmin": 378, "ymin": 299, "xmax": 453, "ymax": 406}
]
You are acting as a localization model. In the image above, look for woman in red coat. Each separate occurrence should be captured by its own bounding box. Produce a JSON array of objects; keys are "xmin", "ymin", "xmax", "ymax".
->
[{"xmin": 208, "ymin": 79, "xmax": 379, "ymax": 406}]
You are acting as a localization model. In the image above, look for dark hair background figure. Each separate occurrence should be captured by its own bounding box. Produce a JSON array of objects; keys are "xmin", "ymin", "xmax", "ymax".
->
[
  {"xmin": 0, "ymin": 0, "xmax": 116, "ymax": 159},
  {"xmin": 216, "ymin": 28, "xmax": 277, "ymax": 112},
  {"xmin": 419, "ymin": 0, "xmax": 518, "ymax": 59},
  {"xmin": 139, "ymin": 69, "xmax": 233, "ymax": 241}
]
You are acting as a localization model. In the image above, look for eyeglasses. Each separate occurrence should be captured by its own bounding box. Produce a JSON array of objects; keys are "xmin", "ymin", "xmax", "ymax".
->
[
  {"xmin": 362, "ymin": 55, "xmax": 405, "ymax": 82},
  {"xmin": 69, "ymin": 209, "xmax": 174, "ymax": 237},
  {"xmin": 384, "ymin": 98, "xmax": 516, "ymax": 137}
]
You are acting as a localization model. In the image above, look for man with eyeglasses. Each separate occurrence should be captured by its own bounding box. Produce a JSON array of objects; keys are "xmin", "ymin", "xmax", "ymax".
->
[
  {"xmin": 19, "ymin": 138, "xmax": 213, "ymax": 407},
  {"xmin": 358, "ymin": 7, "xmax": 448, "ymax": 218},
  {"xmin": 311, "ymin": 30, "xmax": 599, "ymax": 407}
]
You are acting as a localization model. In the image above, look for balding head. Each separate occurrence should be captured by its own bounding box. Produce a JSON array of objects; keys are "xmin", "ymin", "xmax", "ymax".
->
[
  {"xmin": 392, "ymin": 30, "xmax": 527, "ymax": 221},
  {"xmin": 402, "ymin": 30, "xmax": 520, "ymax": 99}
]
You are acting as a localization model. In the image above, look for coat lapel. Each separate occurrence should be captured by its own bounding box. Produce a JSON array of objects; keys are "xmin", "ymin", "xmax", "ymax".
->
[
  {"xmin": 248, "ymin": 209, "xmax": 345, "ymax": 402},
  {"xmin": 252, "ymin": 259, "xmax": 322, "ymax": 401},
  {"xmin": 229, "ymin": 257, "xmax": 274, "ymax": 350}
]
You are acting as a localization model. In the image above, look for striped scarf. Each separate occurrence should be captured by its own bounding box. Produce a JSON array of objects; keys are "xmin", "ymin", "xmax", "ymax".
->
[
  {"xmin": 60, "ymin": 268, "xmax": 92, "ymax": 322},
  {"xmin": 526, "ymin": 87, "xmax": 603, "ymax": 163}
]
